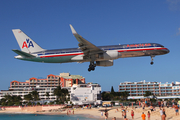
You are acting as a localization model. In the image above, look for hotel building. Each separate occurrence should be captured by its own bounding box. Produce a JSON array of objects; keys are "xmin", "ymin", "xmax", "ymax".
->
[
  {"xmin": 0, "ymin": 73, "xmax": 85, "ymax": 101},
  {"xmin": 119, "ymin": 80, "xmax": 180, "ymax": 98}
]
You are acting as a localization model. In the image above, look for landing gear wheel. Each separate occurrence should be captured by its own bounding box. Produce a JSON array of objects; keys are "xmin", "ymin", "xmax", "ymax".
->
[
  {"xmin": 150, "ymin": 62, "xmax": 154, "ymax": 65},
  {"xmin": 88, "ymin": 61, "xmax": 96, "ymax": 72},
  {"xmin": 88, "ymin": 68, "xmax": 91, "ymax": 72},
  {"xmin": 91, "ymin": 67, "xmax": 95, "ymax": 71}
]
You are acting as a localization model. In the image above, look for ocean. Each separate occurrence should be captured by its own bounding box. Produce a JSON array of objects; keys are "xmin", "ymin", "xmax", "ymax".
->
[{"xmin": 0, "ymin": 113, "xmax": 98, "ymax": 120}]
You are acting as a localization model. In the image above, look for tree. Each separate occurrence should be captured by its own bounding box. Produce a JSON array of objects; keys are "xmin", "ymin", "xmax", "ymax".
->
[
  {"xmin": 53, "ymin": 86, "xmax": 62, "ymax": 101},
  {"xmin": 0, "ymin": 95, "xmax": 22, "ymax": 106},
  {"xmin": 31, "ymin": 90, "xmax": 39, "ymax": 101},
  {"xmin": 121, "ymin": 91, "xmax": 129, "ymax": 100},
  {"xmin": 110, "ymin": 86, "xmax": 115, "ymax": 100},
  {"xmin": 24, "ymin": 93, "xmax": 33, "ymax": 102},
  {"xmin": 101, "ymin": 92, "xmax": 111, "ymax": 101},
  {"xmin": 111, "ymin": 86, "xmax": 115, "ymax": 93},
  {"xmin": 53, "ymin": 86, "xmax": 69, "ymax": 103},
  {"xmin": 46, "ymin": 92, "xmax": 50, "ymax": 100},
  {"xmin": 61, "ymin": 88, "xmax": 69, "ymax": 102},
  {"xmin": 13, "ymin": 95, "xmax": 22, "ymax": 106}
]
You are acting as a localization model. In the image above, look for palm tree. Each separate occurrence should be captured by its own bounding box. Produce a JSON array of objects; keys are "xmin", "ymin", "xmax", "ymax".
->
[
  {"xmin": 53, "ymin": 86, "xmax": 69, "ymax": 103},
  {"xmin": 31, "ymin": 90, "xmax": 39, "ymax": 101},
  {"xmin": 46, "ymin": 92, "xmax": 50, "ymax": 100},
  {"xmin": 24, "ymin": 93, "xmax": 33, "ymax": 102},
  {"xmin": 53, "ymin": 86, "xmax": 62, "ymax": 101},
  {"xmin": 0, "ymin": 95, "xmax": 22, "ymax": 106},
  {"xmin": 61, "ymin": 88, "xmax": 69, "ymax": 101},
  {"xmin": 12, "ymin": 95, "xmax": 22, "ymax": 105}
]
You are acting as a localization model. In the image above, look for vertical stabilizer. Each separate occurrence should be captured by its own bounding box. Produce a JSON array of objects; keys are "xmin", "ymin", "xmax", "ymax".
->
[{"xmin": 12, "ymin": 29, "xmax": 45, "ymax": 53}]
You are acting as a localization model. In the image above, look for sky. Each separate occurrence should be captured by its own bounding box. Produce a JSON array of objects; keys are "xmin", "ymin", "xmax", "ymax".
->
[{"xmin": 0, "ymin": 0, "xmax": 180, "ymax": 91}]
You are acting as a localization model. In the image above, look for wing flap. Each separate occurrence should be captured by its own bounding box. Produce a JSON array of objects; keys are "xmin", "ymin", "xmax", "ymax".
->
[{"xmin": 12, "ymin": 49, "xmax": 35, "ymax": 58}]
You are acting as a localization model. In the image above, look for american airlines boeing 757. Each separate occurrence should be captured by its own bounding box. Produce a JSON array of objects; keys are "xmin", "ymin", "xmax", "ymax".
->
[{"xmin": 12, "ymin": 25, "xmax": 169, "ymax": 71}]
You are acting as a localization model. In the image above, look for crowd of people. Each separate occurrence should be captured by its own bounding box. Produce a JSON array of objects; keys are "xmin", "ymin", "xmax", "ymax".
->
[{"xmin": 101, "ymin": 98, "xmax": 180, "ymax": 120}]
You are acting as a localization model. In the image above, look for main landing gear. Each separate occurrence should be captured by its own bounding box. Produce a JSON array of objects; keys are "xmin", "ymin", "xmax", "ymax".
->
[
  {"xmin": 88, "ymin": 61, "xmax": 96, "ymax": 72},
  {"xmin": 150, "ymin": 56, "xmax": 154, "ymax": 65}
]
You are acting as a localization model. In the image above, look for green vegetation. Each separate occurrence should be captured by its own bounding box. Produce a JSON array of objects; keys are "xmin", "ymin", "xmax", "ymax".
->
[
  {"xmin": 0, "ymin": 95, "xmax": 22, "ymax": 106},
  {"xmin": 101, "ymin": 89, "xmax": 129, "ymax": 101},
  {"xmin": 144, "ymin": 91, "xmax": 152, "ymax": 98},
  {"xmin": 53, "ymin": 86, "xmax": 69, "ymax": 104},
  {"xmin": 46, "ymin": 92, "xmax": 50, "ymax": 100}
]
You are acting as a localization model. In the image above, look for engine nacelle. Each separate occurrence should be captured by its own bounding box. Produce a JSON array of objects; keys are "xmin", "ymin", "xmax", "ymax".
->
[
  {"xmin": 96, "ymin": 60, "xmax": 113, "ymax": 67},
  {"xmin": 98, "ymin": 51, "xmax": 120, "ymax": 60}
]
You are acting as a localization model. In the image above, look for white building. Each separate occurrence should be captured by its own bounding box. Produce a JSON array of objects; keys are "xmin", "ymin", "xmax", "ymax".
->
[
  {"xmin": 0, "ymin": 87, "xmax": 57, "ymax": 101},
  {"xmin": 70, "ymin": 83, "xmax": 102, "ymax": 105},
  {"xmin": 119, "ymin": 80, "xmax": 180, "ymax": 99}
]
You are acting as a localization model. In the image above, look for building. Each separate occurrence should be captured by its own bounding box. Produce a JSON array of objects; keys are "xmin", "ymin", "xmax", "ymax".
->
[
  {"xmin": 0, "ymin": 73, "xmax": 85, "ymax": 101},
  {"xmin": 70, "ymin": 83, "xmax": 102, "ymax": 105},
  {"xmin": 119, "ymin": 80, "xmax": 180, "ymax": 98},
  {"xmin": 60, "ymin": 73, "xmax": 85, "ymax": 87},
  {"xmin": 10, "ymin": 73, "xmax": 85, "ymax": 89}
]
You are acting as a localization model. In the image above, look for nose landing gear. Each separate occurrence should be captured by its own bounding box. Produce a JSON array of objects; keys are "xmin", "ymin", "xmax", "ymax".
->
[{"xmin": 150, "ymin": 56, "xmax": 154, "ymax": 65}]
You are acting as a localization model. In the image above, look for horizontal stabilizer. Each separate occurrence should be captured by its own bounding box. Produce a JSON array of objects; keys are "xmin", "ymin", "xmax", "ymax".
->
[{"xmin": 12, "ymin": 49, "xmax": 35, "ymax": 58}]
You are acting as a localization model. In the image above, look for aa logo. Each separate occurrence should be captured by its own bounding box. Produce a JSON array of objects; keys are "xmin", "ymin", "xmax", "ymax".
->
[{"xmin": 22, "ymin": 39, "xmax": 34, "ymax": 48}]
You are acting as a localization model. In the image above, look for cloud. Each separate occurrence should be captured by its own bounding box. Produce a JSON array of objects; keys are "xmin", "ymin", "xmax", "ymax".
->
[
  {"xmin": 167, "ymin": 0, "xmax": 180, "ymax": 11},
  {"xmin": 176, "ymin": 28, "xmax": 180, "ymax": 36}
]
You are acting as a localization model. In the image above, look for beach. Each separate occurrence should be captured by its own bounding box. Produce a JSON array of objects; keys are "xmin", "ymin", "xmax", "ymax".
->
[{"xmin": 1, "ymin": 105, "xmax": 180, "ymax": 120}]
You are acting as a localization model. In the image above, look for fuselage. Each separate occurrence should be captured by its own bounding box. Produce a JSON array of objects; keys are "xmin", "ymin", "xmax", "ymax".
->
[{"xmin": 15, "ymin": 43, "xmax": 169, "ymax": 63}]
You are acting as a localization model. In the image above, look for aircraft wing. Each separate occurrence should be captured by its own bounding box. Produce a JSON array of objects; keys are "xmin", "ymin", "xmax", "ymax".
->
[
  {"xmin": 70, "ymin": 24, "xmax": 104, "ymax": 57},
  {"xmin": 12, "ymin": 49, "xmax": 36, "ymax": 58}
]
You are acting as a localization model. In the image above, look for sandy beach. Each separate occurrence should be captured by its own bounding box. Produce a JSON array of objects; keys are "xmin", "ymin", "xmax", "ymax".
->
[{"xmin": 1, "ymin": 105, "xmax": 180, "ymax": 120}]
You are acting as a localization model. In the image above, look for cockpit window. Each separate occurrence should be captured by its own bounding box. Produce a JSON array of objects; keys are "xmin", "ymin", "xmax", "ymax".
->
[
  {"xmin": 153, "ymin": 44, "xmax": 164, "ymax": 47},
  {"xmin": 160, "ymin": 45, "xmax": 164, "ymax": 48}
]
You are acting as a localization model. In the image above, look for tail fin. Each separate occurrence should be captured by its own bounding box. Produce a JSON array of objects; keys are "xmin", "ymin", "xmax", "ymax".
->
[{"xmin": 12, "ymin": 29, "xmax": 45, "ymax": 53}]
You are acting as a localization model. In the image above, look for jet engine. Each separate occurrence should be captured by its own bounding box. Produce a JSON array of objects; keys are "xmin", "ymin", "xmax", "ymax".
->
[
  {"xmin": 96, "ymin": 60, "xmax": 113, "ymax": 67},
  {"xmin": 98, "ymin": 51, "xmax": 120, "ymax": 60}
]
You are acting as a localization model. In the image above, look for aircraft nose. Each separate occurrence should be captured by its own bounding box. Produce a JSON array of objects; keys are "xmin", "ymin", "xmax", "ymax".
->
[{"xmin": 165, "ymin": 48, "xmax": 170, "ymax": 54}]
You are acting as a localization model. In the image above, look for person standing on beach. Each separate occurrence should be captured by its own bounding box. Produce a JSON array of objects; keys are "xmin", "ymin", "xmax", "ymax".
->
[
  {"xmin": 175, "ymin": 104, "xmax": 179, "ymax": 116},
  {"xmin": 147, "ymin": 111, "xmax": 150, "ymax": 120},
  {"xmin": 104, "ymin": 110, "xmax": 108, "ymax": 119},
  {"xmin": 139, "ymin": 100, "xmax": 141, "ymax": 108},
  {"xmin": 158, "ymin": 101, "xmax": 161, "ymax": 108},
  {"xmin": 122, "ymin": 109, "xmax": 124, "ymax": 118},
  {"xmin": 73, "ymin": 109, "xmax": 74, "ymax": 115},
  {"xmin": 123, "ymin": 110, "xmax": 127, "ymax": 119},
  {"xmin": 164, "ymin": 100, "xmax": 167, "ymax": 107},
  {"xmin": 131, "ymin": 110, "xmax": 134, "ymax": 120},
  {"xmin": 162, "ymin": 112, "xmax": 166, "ymax": 120},
  {"xmin": 141, "ymin": 112, "xmax": 146, "ymax": 120}
]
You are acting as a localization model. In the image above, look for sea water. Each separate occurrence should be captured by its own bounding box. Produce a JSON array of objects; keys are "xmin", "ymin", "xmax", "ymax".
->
[{"xmin": 0, "ymin": 113, "xmax": 98, "ymax": 120}]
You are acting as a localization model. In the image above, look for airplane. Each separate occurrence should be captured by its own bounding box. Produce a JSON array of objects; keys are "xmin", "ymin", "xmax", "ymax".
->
[{"xmin": 12, "ymin": 24, "xmax": 169, "ymax": 72}]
